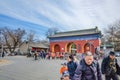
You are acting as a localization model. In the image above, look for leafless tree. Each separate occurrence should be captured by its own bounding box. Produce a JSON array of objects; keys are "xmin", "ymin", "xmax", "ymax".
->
[
  {"xmin": 27, "ymin": 30, "xmax": 35, "ymax": 43},
  {"xmin": 1, "ymin": 27, "xmax": 26, "ymax": 53},
  {"xmin": 46, "ymin": 27, "xmax": 59, "ymax": 37},
  {"xmin": 104, "ymin": 20, "xmax": 120, "ymax": 51}
]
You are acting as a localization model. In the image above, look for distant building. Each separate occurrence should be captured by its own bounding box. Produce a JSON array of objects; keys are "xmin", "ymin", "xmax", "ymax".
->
[
  {"xmin": 100, "ymin": 43, "xmax": 114, "ymax": 56},
  {"xmin": 48, "ymin": 27, "xmax": 102, "ymax": 54},
  {"xmin": 30, "ymin": 42, "xmax": 49, "ymax": 52},
  {"xmin": 20, "ymin": 42, "xmax": 49, "ymax": 54},
  {"xmin": 0, "ymin": 42, "xmax": 49, "ymax": 55}
]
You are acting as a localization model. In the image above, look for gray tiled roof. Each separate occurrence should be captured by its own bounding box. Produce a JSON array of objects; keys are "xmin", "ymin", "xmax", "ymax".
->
[
  {"xmin": 29, "ymin": 42, "xmax": 49, "ymax": 48},
  {"xmin": 48, "ymin": 27, "xmax": 101, "ymax": 38}
]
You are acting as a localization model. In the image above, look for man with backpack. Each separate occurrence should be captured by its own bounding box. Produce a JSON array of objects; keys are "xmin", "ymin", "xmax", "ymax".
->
[
  {"xmin": 73, "ymin": 51, "xmax": 102, "ymax": 80},
  {"xmin": 101, "ymin": 51, "xmax": 120, "ymax": 80}
]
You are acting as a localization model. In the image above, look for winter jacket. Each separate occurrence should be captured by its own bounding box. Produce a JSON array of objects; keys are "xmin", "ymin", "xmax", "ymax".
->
[
  {"xmin": 60, "ymin": 66, "xmax": 68, "ymax": 74},
  {"xmin": 101, "ymin": 56, "xmax": 120, "ymax": 75},
  {"xmin": 73, "ymin": 59, "xmax": 102, "ymax": 80},
  {"xmin": 67, "ymin": 61, "xmax": 77, "ymax": 79}
]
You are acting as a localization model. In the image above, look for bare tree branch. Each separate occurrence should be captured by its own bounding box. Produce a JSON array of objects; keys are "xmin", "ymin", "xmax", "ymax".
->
[
  {"xmin": 1, "ymin": 27, "xmax": 26, "ymax": 53},
  {"xmin": 46, "ymin": 27, "xmax": 59, "ymax": 37},
  {"xmin": 104, "ymin": 20, "xmax": 120, "ymax": 51}
]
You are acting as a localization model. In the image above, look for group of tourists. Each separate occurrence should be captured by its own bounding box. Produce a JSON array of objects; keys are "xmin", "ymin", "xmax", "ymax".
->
[
  {"xmin": 60, "ymin": 51, "xmax": 120, "ymax": 80},
  {"xmin": 33, "ymin": 51, "xmax": 69, "ymax": 60}
]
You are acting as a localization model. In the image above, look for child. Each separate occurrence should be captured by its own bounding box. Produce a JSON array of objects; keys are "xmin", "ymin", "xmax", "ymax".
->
[
  {"xmin": 62, "ymin": 71, "xmax": 70, "ymax": 80},
  {"xmin": 60, "ymin": 63, "xmax": 68, "ymax": 74},
  {"xmin": 60, "ymin": 63, "xmax": 68, "ymax": 80}
]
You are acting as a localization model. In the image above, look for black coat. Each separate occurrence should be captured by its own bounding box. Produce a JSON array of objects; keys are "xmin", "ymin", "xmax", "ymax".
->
[
  {"xmin": 101, "ymin": 56, "xmax": 120, "ymax": 75},
  {"xmin": 74, "ymin": 59, "xmax": 102, "ymax": 80},
  {"xmin": 116, "ymin": 62, "xmax": 120, "ymax": 75},
  {"xmin": 67, "ymin": 61, "xmax": 77, "ymax": 79}
]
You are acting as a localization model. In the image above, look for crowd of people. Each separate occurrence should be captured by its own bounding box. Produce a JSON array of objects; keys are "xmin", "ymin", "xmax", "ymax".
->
[
  {"xmin": 59, "ymin": 51, "xmax": 120, "ymax": 80},
  {"xmin": 1, "ymin": 49, "xmax": 120, "ymax": 80},
  {"xmin": 32, "ymin": 51, "xmax": 70, "ymax": 60},
  {"xmin": 31, "ymin": 50, "xmax": 120, "ymax": 80}
]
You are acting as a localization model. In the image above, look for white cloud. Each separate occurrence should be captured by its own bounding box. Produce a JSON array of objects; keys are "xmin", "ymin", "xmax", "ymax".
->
[{"xmin": 0, "ymin": 0, "xmax": 120, "ymax": 32}]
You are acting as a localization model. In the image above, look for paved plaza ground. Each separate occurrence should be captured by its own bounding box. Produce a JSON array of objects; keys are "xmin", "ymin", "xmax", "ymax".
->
[
  {"xmin": 0, "ymin": 56, "xmax": 120, "ymax": 80},
  {"xmin": 0, "ymin": 56, "xmax": 63, "ymax": 80}
]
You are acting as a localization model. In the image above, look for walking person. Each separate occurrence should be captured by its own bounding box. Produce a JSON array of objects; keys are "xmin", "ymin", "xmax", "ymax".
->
[
  {"xmin": 2, "ymin": 51, "xmax": 5, "ymax": 58},
  {"xmin": 67, "ymin": 55, "xmax": 77, "ymax": 80},
  {"xmin": 47, "ymin": 52, "xmax": 51, "ymax": 60},
  {"xmin": 60, "ymin": 63, "xmax": 68, "ymax": 75},
  {"xmin": 38, "ymin": 52, "xmax": 41, "ymax": 59},
  {"xmin": 101, "ymin": 51, "xmax": 120, "ymax": 80},
  {"xmin": 34, "ymin": 51, "xmax": 38, "ymax": 60},
  {"xmin": 73, "ymin": 51, "xmax": 102, "ymax": 80}
]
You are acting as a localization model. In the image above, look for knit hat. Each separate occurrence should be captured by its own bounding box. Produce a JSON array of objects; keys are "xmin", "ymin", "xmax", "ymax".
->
[{"xmin": 109, "ymin": 51, "xmax": 115, "ymax": 56}]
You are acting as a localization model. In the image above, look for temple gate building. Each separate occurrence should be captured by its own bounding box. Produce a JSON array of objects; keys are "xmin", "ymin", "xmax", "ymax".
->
[{"xmin": 48, "ymin": 27, "xmax": 102, "ymax": 54}]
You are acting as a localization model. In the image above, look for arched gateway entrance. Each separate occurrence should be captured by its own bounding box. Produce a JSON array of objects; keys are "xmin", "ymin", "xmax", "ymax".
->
[
  {"xmin": 53, "ymin": 44, "xmax": 60, "ymax": 53},
  {"xmin": 84, "ymin": 43, "xmax": 94, "ymax": 53},
  {"xmin": 66, "ymin": 42, "xmax": 76, "ymax": 54}
]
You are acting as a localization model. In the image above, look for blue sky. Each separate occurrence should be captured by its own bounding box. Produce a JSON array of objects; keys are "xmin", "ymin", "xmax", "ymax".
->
[{"xmin": 0, "ymin": 0, "xmax": 120, "ymax": 39}]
